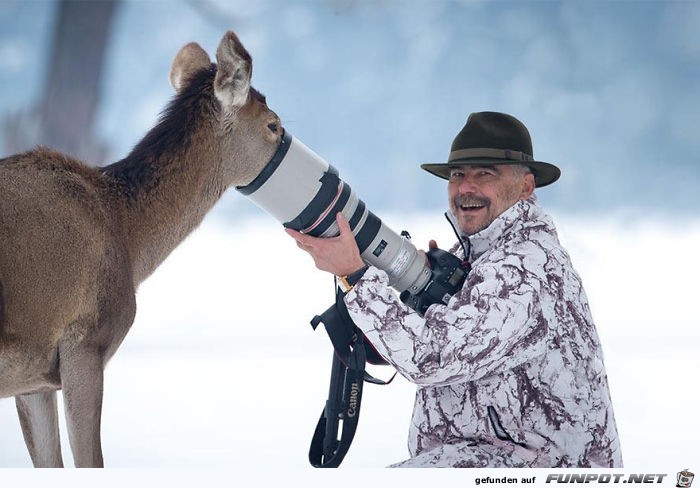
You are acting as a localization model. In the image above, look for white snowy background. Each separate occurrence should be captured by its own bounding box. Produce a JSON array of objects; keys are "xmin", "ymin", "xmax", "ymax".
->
[
  {"xmin": 1, "ymin": 210, "xmax": 698, "ymax": 473},
  {"xmin": 1, "ymin": 0, "xmax": 699, "ymax": 483}
]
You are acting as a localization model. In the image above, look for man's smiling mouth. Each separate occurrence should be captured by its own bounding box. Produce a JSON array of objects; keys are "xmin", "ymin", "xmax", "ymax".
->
[
  {"xmin": 455, "ymin": 196, "xmax": 489, "ymax": 213},
  {"xmin": 460, "ymin": 203, "xmax": 485, "ymax": 211}
]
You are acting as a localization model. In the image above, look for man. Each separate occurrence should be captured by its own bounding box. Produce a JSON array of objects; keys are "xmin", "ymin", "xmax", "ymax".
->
[{"xmin": 286, "ymin": 112, "xmax": 622, "ymax": 468}]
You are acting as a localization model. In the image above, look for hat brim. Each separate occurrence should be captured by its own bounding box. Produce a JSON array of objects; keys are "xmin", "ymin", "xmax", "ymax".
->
[{"xmin": 420, "ymin": 159, "xmax": 561, "ymax": 188}]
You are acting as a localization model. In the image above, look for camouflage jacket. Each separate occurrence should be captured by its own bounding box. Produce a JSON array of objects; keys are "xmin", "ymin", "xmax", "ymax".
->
[{"xmin": 344, "ymin": 197, "xmax": 623, "ymax": 468}]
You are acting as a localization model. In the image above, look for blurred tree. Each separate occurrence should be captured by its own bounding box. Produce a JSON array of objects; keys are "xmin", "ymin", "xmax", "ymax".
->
[{"xmin": 2, "ymin": 0, "xmax": 119, "ymax": 165}]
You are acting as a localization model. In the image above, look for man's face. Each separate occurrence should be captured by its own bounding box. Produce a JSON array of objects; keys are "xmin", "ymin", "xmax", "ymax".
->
[{"xmin": 448, "ymin": 164, "xmax": 535, "ymax": 236}]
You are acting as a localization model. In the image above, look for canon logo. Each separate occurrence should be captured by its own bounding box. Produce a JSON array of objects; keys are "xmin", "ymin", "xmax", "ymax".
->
[{"xmin": 347, "ymin": 383, "xmax": 360, "ymax": 418}]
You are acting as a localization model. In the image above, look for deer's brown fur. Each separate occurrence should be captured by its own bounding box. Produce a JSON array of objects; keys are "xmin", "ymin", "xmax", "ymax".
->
[{"xmin": 0, "ymin": 31, "xmax": 281, "ymax": 467}]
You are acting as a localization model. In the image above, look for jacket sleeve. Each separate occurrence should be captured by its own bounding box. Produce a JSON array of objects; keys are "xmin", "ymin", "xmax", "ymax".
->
[{"xmin": 344, "ymin": 239, "xmax": 552, "ymax": 386}]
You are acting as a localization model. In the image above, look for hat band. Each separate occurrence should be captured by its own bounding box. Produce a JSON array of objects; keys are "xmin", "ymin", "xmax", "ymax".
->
[{"xmin": 448, "ymin": 147, "xmax": 534, "ymax": 163}]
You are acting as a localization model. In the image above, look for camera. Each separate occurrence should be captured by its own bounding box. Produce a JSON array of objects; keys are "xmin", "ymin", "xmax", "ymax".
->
[
  {"xmin": 400, "ymin": 247, "xmax": 468, "ymax": 315},
  {"xmin": 236, "ymin": 130, "xmax": 468, "ymax": 315}
]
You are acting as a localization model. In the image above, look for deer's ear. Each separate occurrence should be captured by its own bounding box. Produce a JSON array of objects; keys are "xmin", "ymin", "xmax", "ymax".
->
[
  {"xmin": 170, "ymin": 42, "xmax": 211, "ymax": 92},
  {"xmin": 214, "ymin": 31, "xmax": 252, "ymax": 110}
]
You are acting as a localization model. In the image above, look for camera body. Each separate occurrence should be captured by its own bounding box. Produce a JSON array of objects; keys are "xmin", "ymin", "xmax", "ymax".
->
[
  {"xmin": 400, "ymin": 247, "xmax": 469, "ymax": 316},
  {"xmin": 237, "ymin": 130, "xmax": 468, "ymax": 314}
]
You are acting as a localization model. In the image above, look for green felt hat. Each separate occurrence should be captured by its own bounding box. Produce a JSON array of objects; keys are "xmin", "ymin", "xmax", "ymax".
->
[{"xmin": 421, "ymin": 112, "xmax": 561, "ymax": 188}]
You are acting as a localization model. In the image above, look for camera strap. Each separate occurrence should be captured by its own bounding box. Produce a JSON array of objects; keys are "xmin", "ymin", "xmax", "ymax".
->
[{"xmin": 308, "ymin": 288, "xmax": 394, "ymax": 468}]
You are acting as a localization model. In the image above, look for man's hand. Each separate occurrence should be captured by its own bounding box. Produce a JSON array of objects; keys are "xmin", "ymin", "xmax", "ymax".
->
[{"xmin": 285, "ymin": 212, "xmax": 365, "ymax": 276}]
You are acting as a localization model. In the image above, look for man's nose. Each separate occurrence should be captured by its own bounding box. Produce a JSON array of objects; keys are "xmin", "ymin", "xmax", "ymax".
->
[{"xmin": 457, "ymin": 174, "xmax": 479, "ymax": 193}]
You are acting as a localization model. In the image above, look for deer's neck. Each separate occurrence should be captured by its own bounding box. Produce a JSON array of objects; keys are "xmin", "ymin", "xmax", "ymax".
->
[{"xmin": 104, "ymin": 132, "xmax": 229, "ymax": 285}]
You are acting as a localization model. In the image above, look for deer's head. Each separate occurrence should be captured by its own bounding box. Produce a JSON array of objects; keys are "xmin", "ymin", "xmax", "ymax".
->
[{"xmin": 168, "ymin": 31, "xmax": 282, "ymax": 187}]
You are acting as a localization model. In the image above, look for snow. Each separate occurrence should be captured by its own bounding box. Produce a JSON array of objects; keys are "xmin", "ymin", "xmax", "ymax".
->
[{"xmin": 1, "ymin": 208, "xmax": 698, "ymax": 473}]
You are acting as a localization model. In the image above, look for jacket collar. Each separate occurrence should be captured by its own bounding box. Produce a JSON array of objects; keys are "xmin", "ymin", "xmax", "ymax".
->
[{"xmin": 449, "ymin": 195, "xmax": 542, "ymax": 262}]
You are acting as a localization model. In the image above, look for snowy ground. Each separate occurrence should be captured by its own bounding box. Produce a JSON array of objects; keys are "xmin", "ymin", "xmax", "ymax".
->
[{"xmin": 1, "ymin": 207, "xmax": 698, "ymax": 475}]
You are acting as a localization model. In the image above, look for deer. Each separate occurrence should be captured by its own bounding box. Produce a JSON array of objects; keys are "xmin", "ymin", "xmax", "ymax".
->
[{"xmin": 0, "ymin": 31, "xmax": 282, "ymax": 467}]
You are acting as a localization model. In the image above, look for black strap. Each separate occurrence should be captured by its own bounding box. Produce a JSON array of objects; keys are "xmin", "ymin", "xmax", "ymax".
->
[
  {"xmin": 308, "ymin": 345, "xmax": 366, "ymax": 468},
  {"xmin": 308, "ymin": 288, "xmax": 393, "ymax": 468}
]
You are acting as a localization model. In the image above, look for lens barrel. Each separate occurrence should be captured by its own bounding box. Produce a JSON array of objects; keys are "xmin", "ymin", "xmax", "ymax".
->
[{"xmin": 236, "ymin": 130, "xmax": 431, "ymax": 294}]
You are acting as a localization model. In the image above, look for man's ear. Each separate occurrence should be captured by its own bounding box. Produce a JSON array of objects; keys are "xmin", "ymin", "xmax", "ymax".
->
[{"xmin": 520, "ymin": 172, "xmax": 536, "ymax": 199}]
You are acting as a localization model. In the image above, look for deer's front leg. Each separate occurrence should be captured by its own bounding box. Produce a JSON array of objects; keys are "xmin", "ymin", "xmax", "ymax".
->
[
  {"xmin": 15, "ymin": 391, "xmax": 64, "ymax": 467},
  {"xmin": 58, "ymin": 343, "xmax": 105, "ymax": 468}
]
